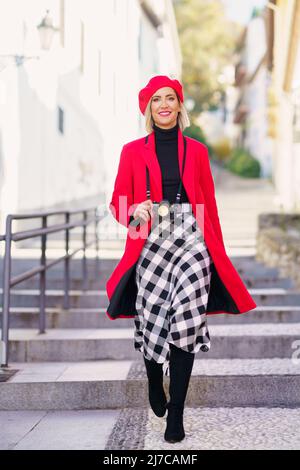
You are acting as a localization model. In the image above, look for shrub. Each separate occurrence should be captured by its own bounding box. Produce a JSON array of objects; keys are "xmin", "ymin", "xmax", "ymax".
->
[
  {"xmin": 226, "ymin": 147, "xmax": 261, "ymax": 178},
  {"xmin": 183, "ymin": 122, "xmax": 213, "ymax": 156},
  {"xmin": 211, "ymin": 137, "xmax": 232, "ymax": 162}
]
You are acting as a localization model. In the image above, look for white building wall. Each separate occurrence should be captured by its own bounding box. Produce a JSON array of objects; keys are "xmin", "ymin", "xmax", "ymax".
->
[
  {"xmin": 0, "ymin": 0, "xmax": 181, "ymax": 233},
  {"xmin": 291, "ymin": 49, "xmax": 300, "ymax": 210},
  {"xmin": 272, "ymin": 0, "xmax": 300, "ymax": 210},
  {"xmin": 243, "ymin": 15, "xmax": 273, "ymax": 177},
  {"xmin": 244, "ymin": 66, "xmax": 273, "ymax": 177}
]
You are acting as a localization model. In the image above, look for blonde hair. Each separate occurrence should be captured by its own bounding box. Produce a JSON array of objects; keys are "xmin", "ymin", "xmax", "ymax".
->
[{"xmin": 144, "ymin": 91, "xmax": 190, "ymax": 134}]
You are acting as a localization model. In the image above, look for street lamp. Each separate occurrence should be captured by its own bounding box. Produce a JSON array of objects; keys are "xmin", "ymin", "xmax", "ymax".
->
[
  {"xmin": 0, "ymin": 10, "xmax": 59, "ymax": 69},
  {"xmin": 37, "ymin": 10, "xmax": 59, "ymax": 51}
]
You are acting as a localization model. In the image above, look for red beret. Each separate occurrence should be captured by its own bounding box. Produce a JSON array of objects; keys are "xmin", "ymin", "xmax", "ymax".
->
[{"xmin": 138, "ymin": 75, "xmax": 184, "ymax": 115}]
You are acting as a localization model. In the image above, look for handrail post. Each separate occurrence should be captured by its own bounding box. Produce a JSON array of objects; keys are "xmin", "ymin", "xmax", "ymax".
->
[
  {"xmin": 64, "ymin": 212, "xmax": 70, "ymax": 309},
  {"xmin": 82, "ymin": 210, "xmax": 87, "ymax": 290},
  {"xmin": 39, "ymin": 215, "xmax": 47, "ymax": 334},
  {"xmin": 1, "ymin": 216, "xmax": 13, "ymax": 367}
]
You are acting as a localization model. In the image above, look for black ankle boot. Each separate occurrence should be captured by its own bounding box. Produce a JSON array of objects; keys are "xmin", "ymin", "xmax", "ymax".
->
[
  {"xmin": 144, "ymin": 356, "xmax": 167, "ymax": 417},
  {"xmin": 164, "ymin": 344, "xmax": 195, "ymax": 443},
  {"xmin": 164, "ymin": 403, "xmax": 185, "ymax": 443}
]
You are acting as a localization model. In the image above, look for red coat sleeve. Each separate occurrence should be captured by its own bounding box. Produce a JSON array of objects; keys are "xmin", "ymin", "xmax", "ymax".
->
[
  {"xmin": 199, "ymin": 146, "xmax": 226, "ymax": 250},
  {"xmin": 109, "ymin": 144, "xmax": 136, "ymax": 228}
]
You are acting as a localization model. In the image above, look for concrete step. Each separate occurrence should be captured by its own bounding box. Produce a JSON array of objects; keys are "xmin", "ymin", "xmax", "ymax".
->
[
  {"xmin": 2, "ymin": 305, "xmax": 300, "ymax": 329},
  {"xmin": 0, "ymin": 256, "xmax": 286, "ymax": 280},
  {"xmin": 244, "ymin": 277, "xmax": 294, "ymax": 289},
  {"xmin": 3, "ymin": 260, "xmax": 283, "ymax": 277},
  {"xmin": 0, "ymin": 289, "xmax": 107, "ymax": 308},
  {"xmin": 0, "ymin": 254, "xmax": 276, "ymax": 268},
  {"xmin": 2, "ymin": 256, "xmax": 294, "ymax": 291},
  {"xmin": 0, "ymin": 258, "xmax": 116, "ymax": 282},
  {"xmin": 2, "ymin": 273, "xmax": 294, "ymax": 291},
  {"xmin": 2, "ymin": 267, "xmax": 286, "ymax": 283},
  {"xmin": 223, "ymin": 240, "xmax": 257, "ymax": 248},
  {"xmin": 1, "ymin": 358, "xmax": 299, "ymax": 410},
  {"xmin": 2, "ymin": 287, "xmax": 300, "ymax": 310},
  {"xmin": 5, "ymin": 323, "xmax": 300, "ymax": 362}
]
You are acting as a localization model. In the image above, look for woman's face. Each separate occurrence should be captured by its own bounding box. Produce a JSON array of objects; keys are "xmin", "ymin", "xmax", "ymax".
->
[{"xmin": 150, "ymin": 86, "xmax": 181, "ymax": 129}]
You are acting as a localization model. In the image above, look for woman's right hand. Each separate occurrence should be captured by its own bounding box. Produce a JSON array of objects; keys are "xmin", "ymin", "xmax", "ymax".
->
[{"xmin": 133, "ymin": 199, "xmax": 154, "ymax": 223}]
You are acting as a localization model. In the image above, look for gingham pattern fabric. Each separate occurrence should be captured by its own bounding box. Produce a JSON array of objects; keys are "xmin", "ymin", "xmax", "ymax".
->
[{"xmin": 134, "ymin": 203, "xmax": 213, "ymax": 376}]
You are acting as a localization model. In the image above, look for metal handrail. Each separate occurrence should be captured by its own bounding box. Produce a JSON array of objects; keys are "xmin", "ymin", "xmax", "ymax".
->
[{"xmin": 0, "ymin": 206, "xmax": 104, "ymax": 367}]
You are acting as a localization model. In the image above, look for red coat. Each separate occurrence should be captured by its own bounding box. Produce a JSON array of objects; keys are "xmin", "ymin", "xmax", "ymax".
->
[{"xmin": 106, "ymin": 126, "xmax": 257, "ymax": 320}]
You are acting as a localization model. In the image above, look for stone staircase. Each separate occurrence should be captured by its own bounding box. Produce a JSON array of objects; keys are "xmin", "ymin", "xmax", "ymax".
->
[
  {"xmin": 1, "ymin": 256, "xmax": 300, "ymax": 416},
  {"xmin": 1, "ymin": 169, "xmax": 300, "ymax": 449}
]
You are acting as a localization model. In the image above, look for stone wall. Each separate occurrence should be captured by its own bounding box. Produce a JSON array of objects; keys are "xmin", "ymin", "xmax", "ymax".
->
[{"xmin": 256, "ymin": 213, "xmax": 300, "ymax": 288}]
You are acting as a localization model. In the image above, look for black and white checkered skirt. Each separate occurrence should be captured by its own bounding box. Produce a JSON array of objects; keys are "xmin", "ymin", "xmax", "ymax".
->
[{"xmin": 134, "ymin": 202, "xmax": 213, "ymax": 376}]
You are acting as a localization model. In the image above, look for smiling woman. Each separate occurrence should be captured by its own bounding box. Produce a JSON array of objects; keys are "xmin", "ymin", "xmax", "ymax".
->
[{"xmin": 106, "ymin": 74, "xmax": 257, "ymax": 444}]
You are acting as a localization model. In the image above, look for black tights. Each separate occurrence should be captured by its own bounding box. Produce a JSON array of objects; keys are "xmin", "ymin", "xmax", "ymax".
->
[
  {"xmin": 168, "ymin": 343, "xmax": 195, "ymax": 408},
  {"xmin": 144, "ymin": 343, "xmax": 195, "ymax": 408}
]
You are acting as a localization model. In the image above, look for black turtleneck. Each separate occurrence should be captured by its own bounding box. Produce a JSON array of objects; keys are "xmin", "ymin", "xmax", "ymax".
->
[
  {"xmin": 153, "ymin": 121, "xmax": 189, "ymax": 204},
  {"xmin": 128, "ymin": 121, "xmax": 189, "ymax": 225}
]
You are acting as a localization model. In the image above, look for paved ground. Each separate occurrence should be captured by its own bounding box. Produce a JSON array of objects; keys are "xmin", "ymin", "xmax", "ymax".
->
[
  {"xmin": 0, "ymin": 410, "xmax": 119, "ymax": 450},
  {"xmin": 1, "ymin": 406, "xmax": 300, "ymax": 450}
]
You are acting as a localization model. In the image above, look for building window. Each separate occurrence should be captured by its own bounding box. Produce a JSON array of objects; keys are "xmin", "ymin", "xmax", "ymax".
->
[
  {"xmin": 98, "ymin": 50, "xmax": 102, "ymax": 95},
  {"xmin": 126, "ymin": 0, "xmax": 129, "ymax": 32},
  {"xmin": 138, "ymin": 20, "xmax": 142, "ymax": 61},
  {"xmin": 113, "ymin": 72, "xmax": 116, "ymax": 115},
  {"xmin": 60, "ymin": 0, "xmax": 65, "ymax": 47},
  {"xmin": 58, "ymin": 107, "xmax": 64, "ymax": 134},
  {"xmin": 293, "ymin": 87, "xmax": 300, "ymax": 143},
  {"xmin": 80, "ymin": 20, "xmax": 84, "ymax": 73}
]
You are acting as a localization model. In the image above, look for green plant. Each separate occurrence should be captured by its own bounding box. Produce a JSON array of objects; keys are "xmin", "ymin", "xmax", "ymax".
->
[
  {"xmin": 211, "ymin": 137, "xmax": 232, "ymax": 162},
  {"xmin": 226, "ymin": 147, "xmax": 261, "ymax": 178},
  {"xmin": 183, "ymin": 122, "xmax": 213, "ymax": 156}
]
